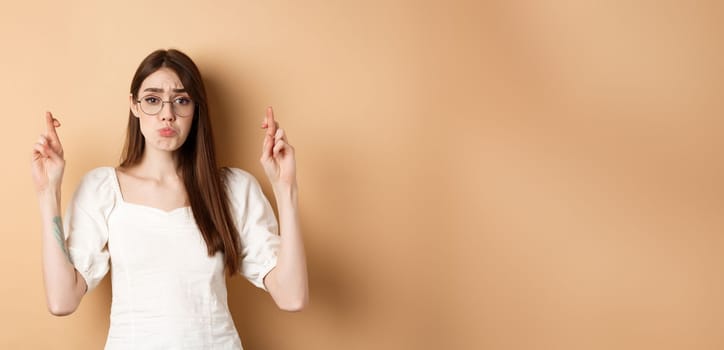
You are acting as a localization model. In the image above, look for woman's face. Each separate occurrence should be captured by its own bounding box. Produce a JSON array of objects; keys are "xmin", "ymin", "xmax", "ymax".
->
[{"xmin": 130, "ymin": 67, "xmax": 195, "ymax": 153}]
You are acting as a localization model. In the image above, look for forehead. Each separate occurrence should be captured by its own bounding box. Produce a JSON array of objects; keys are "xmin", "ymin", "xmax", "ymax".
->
[{"xmin": 139, "ymin": 67, "xmax": 185, "ymax": 92}]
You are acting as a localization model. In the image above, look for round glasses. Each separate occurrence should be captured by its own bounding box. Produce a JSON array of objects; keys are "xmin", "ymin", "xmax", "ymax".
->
[{"xmin": 136, "ymin": 95, "xmax": 195, "ymax": 117}]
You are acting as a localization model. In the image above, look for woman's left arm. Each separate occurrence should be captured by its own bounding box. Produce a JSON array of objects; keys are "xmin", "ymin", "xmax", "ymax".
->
[{"xmin": 259, "ymin": 106, "xmax": 309, "ymax": 312}]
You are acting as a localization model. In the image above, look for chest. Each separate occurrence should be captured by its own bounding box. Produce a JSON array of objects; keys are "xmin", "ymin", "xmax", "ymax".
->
[
  {"xmin": 106, "ymin": 203, "xmax": 224, "ymax": 280},
  {"xmin": 115, "ymin": 171, "xmax": 189, "ymax": 212}
]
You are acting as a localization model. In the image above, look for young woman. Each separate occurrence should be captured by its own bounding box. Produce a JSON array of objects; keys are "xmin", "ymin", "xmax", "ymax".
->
[{"xmin": 31, "ymin": 49, "xmax": 308, "ymax": 349}]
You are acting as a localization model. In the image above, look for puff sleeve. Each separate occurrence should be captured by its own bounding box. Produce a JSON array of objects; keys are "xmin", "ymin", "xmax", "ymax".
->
[
  {"xmin": 224, "ymin": 167, "xmax": 281, "ymax": 291},
  {"xmin": 63, "ymin": 167, "xmax": 115, "ymax": 293}
]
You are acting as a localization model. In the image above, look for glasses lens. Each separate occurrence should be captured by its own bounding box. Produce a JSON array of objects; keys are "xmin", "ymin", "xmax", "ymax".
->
[
  {"xmin": 140, "ymin": 96, "xmax": 162, "ymax": 115},
  {"xmin": 138, "ymin": 96, "xmax": 195, "ymax": 117},
  {"xmin": 173, "ymin": 97, "xmax": 195, "ymax": 117}
]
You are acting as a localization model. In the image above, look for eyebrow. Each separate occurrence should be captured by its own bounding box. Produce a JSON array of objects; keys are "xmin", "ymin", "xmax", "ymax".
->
[{"xmin": 143, "ymin": 87, "xmax": 187, "ymax": 93}]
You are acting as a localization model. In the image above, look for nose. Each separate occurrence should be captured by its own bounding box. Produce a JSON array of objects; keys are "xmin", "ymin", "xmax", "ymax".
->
[{"xmin": 159, "ymin": 101, "xmax": 176, "ymax": 121}]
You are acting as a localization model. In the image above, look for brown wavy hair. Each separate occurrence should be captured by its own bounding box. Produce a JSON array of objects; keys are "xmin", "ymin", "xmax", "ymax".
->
[{"xmin": 120, "ymin": 49, "xmax": 241, "ymax": 275}]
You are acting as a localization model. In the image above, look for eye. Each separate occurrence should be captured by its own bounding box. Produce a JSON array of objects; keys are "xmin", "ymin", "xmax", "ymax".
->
[
  {"xmin": 174, "ymin": 97, "xmax": 192, "ymax": 105},
  {"xmin": 143, "ymin": 96, "xmax": 161, "ymax": 105}
]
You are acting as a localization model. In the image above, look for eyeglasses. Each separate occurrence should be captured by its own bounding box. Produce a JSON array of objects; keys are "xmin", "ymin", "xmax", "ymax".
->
[{"xmin": 136, "ymin": 95, "xmax": 195, "ymax": 117}]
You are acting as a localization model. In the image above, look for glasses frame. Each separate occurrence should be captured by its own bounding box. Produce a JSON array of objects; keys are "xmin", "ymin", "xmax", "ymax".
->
[{"xmin": 135, "ymin": 96, "xmax": 196, "ymax": 117}]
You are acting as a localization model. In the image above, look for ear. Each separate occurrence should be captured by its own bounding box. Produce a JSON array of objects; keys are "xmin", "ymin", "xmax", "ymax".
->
[{"xmin": 129, "ymin": 94, "xmax": 140, "ymax": 118}]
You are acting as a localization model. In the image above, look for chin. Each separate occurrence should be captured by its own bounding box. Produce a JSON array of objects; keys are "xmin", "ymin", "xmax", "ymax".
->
[{"xmin": 152, "ymin": 140, "xmax": 185, "ymax": 152}]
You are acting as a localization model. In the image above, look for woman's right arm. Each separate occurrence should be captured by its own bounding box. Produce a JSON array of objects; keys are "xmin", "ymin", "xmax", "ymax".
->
[{"xmin": 32, "ymin": 112, "xmax": 87, "ymax": 316}]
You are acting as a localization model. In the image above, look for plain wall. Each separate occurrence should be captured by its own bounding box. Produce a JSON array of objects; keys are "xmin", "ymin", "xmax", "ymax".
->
[{"xmin": 1, "ymin": 1, "xmax": 722, "ymax": 349}]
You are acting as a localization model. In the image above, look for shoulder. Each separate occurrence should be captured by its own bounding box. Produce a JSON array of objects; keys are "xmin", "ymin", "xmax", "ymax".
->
[
  {"xmin": 81, "ymin": 166, "xmax": 116, "ymax": 182},
  {"xmin": 221, "ymin": 167, "xmax": 262, "ymax": 189},
  {"xmin": 220, "ymin": 167, "xmax": 275, "ymax": 224},
  {"xmin": 77, "ymin": 166, "xmax": 116, "ymax": 189},
  {"xmin": 71, "ymin": 166, "xmax": 117, "ymax": 206},
  {"xmin": 221, "ymin": 167, "xmax": 268, "ymax": 202}
]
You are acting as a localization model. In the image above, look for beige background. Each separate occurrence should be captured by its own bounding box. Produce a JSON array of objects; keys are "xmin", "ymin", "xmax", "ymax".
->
[{"xmin": 2, "ymin": 1, "xmax": 723, "ymax": 349}]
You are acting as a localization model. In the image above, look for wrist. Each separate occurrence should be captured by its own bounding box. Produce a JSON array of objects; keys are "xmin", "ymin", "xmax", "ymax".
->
[
  {"xmin": 37, "ymin": 187, "xmax": 62, "ymax": 216},
  {"xmin": 272, "ymin": 182, "xmax": 298, "ymax": 203},
  {"xmin": 37, "ymin": 186, "xmax": 61, "ymax": 201}
]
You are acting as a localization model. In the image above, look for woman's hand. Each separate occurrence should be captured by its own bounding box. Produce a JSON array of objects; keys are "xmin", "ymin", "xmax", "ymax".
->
[
  {"xmin": 31, "ymin": 111, "xmax": 65, "ymax": 194},
  {"xmin": 260, "ymin": 106, "xmax": 296, "ymax": 188}
]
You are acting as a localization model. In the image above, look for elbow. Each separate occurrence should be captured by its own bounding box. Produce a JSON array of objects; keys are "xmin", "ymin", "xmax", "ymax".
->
[
  {"xmin": 48, "ymin": 306, "xmax": 75, "ymax": 317},
  {"xmin": 47, "ymin": 299, "xmax": 78, "ymax": 317},
  {"xmin": 265, "ymin": 270, "xmax": 309, "ymax": 312},
  {"xmin": 276, "ymin": 294, "xmax": 309, "ymax": 312}
]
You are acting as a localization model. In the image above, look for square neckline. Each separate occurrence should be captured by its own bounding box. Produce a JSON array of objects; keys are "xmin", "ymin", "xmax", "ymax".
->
[{"xmin": 109, "ymin": 167, "xmax": 192, "ymax": 215}]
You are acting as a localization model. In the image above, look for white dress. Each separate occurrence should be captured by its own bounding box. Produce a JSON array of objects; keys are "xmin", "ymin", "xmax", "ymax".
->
[{"xmin": 64, "ymin": 166, "xmax": 281, "ymax": 350}]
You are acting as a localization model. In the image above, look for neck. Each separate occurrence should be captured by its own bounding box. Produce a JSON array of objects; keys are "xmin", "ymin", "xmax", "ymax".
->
[{"xmin": 133, "ymin": 148, "xmax": 182, "ymax": 181}]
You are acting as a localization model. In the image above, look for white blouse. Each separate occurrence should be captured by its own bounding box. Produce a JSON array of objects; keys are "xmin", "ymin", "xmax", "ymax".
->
[{"xmin": 64, "ymin": 166, "xmax": 281, "ymax": 350}]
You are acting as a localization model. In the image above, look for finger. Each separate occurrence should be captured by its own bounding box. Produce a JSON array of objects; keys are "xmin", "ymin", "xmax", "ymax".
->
[
  {"xmin": 273, "ymin": 139, "xmax": 286, "ymax": 157},
  {"xmin": 45, "ymin": 111, "xmax": 59, "ymax": 136},
  {"xmin": 261, "ymin": 133, "xmax": 274, "ymax": 160},
  {"xmin": 282, "ymin": 142, "xmax": 295, "ymax": 157},
  {"xmin": 274, "ymin": 128, "xmax": 286, "ymax": 143},
  {"xmin": 32, "ymin": 148, "xmax": 43, "ymax": 161},
  {"xmin": 273, "ymin": 141, "xmax": 295, "ymax": 157},
  {"xmin": 33, "ymin": 142, "xmax": 48, "ymax": 158},
  {"xmin": 38, "ymin": 135, "xmax": 50, "ymax": 149},
  {"xmin": 260, "ymin": 120, "xmax": 279, "ymax": 132},
  {"xmin": 262, "ymin": 135, "xmax": 271, "ymax": 157},
  {"xmin": 39, "ymin": 134, "xmax": 52, "ymax": 150},
  {"xmin": 261, "ymin": 116, "xmax": 272, "ymax": 128},
  {"xmin": 265, "ymin": 106, "xmax": 277, "ymax": 137},
  {"xmin": 45, "ymin": 111, "xmax": 61, "ymax": 145},
  {"xmin": 45, "ymin": 144, "xmax": 60, "ymax": 160},
  {"xmin": 34, "ymin": 135, "xmax": 62, "ymax": 161}
]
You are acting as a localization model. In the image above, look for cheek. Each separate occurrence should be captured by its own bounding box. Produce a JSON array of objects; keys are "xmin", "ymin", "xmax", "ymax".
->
[
  {"xmin": 137, "ymin": 117, "xmax": 152, "ymax": 136},
  {"xmin": 176, "ymin": 120, "xmax": 195, "ymax": 142}
]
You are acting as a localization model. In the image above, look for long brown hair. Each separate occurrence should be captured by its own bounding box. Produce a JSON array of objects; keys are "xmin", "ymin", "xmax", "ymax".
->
[{"xmin": 120, "ymin": 49, "xmax": 241, "ymax": 276}]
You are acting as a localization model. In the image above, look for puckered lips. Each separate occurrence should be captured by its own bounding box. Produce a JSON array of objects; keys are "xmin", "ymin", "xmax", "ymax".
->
[{"xmin": 158, "ymin": 127, "xmax": 177, "ymax": 137}]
